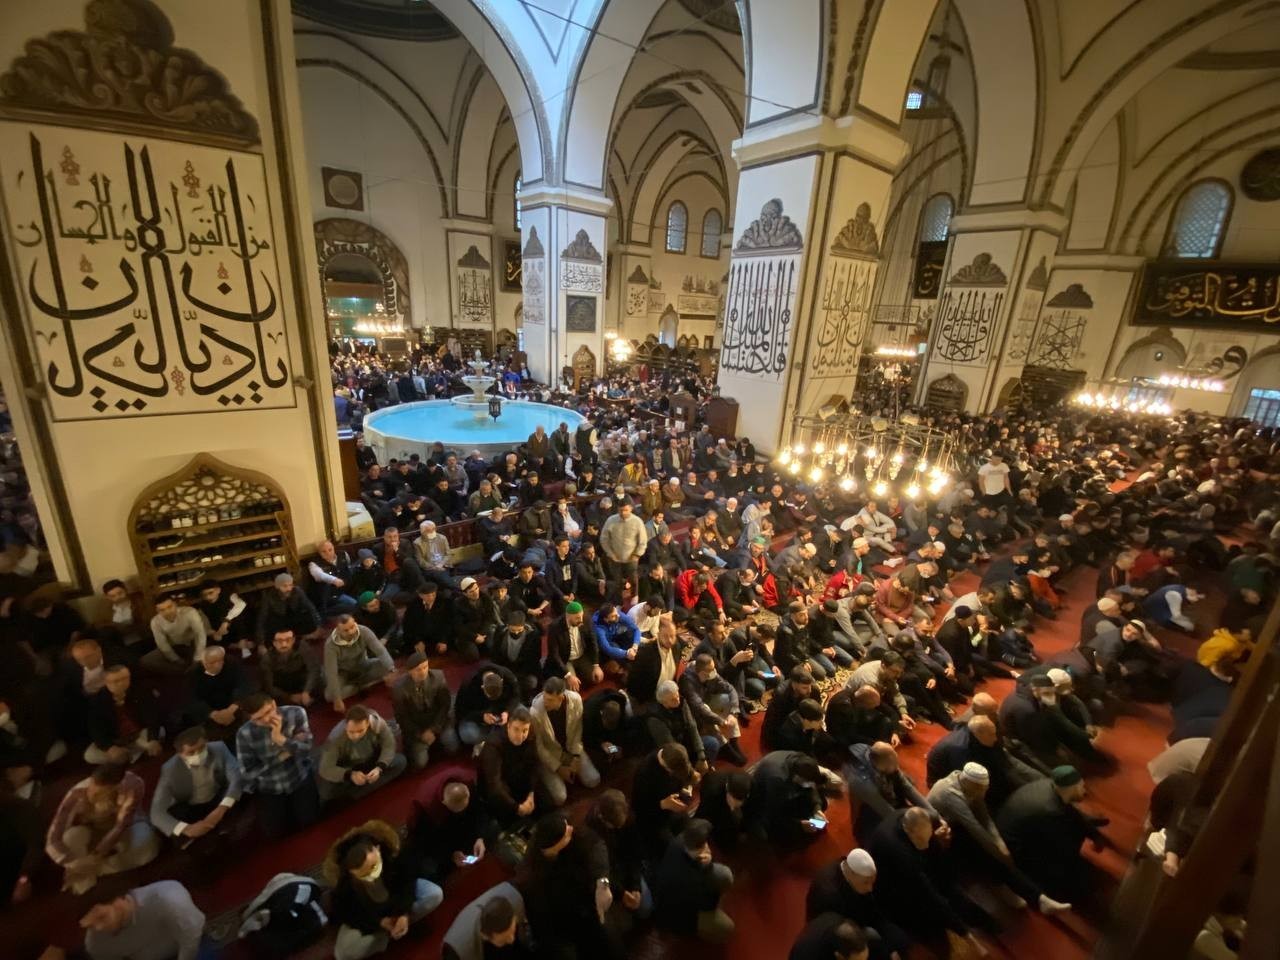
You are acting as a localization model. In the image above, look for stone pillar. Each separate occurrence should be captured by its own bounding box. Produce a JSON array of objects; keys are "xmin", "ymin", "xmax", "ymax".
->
[
  {"xmin": 915, "ymin": 211, "xmax": 1067, "ymax": 412},
  {"xmin": 518, "ymin": 187, "xmax": 611, "ymax": 386},
  {"xmin": 715, "ymin": 116, "xmax": 908, "ymax": 454},
  {"xmin": 0, "ymin": 0, "xmax": 343, "ymax": 588}
]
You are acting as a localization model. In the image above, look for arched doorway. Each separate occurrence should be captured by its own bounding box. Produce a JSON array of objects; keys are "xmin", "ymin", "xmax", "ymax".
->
[
  {"xmin": 314, "ymin": 218, "xmax": 412, "ymax": 334},
  {"xmin": 659, "ymin": 305, "xmax": 678, "ymax": 347}
]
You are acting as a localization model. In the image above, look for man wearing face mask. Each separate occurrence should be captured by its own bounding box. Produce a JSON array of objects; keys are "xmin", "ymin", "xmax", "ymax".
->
[
  {"xmin": 150, "ymin": 727, "xmax": 243, "ymax": 846},
  {"xmin": 324, "ymin": 819, "xmax": 444, "ymax": 960},
  {"xmin": 998, "ymin": 675, "xmax": 1107, "ymax": 769}
]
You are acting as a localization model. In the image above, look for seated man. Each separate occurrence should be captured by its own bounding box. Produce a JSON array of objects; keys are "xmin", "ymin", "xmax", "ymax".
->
[
  {"xmin": 655, "ymin": 819, "xmax": 735, "ymax": 943},
  {"xmin": 763, "ymin": 668, "xmax": 816, "ymax": 751},
  {"xmin": 185, "ymin": 645, "xmax": 249, "ymax": 738},
  {"xmin": 791, "ymin": 916, "xmax": 871, "ymax": 960},
  {"xmin": 402, "ymin": 582, "xmax": 454, "ymax": 658},
  {"xmin": 999, "ymin": 675, "xmax": 1106, "ymax": 769},
  {"xmin": 255, "ymin": 573, "xmax": 322, "ymax": 643},
  {"xmin": 846, "ymin": 741, "xmax": 935, "ymax": 835},
  {"xmin": 492, "ymin": 610, "xmax": 544, "ymax": 699},
  {"xmin": 150, "ymin": 727, "xmax": 243, "ymax": 846},
  {"xmin": 696, "ymin": 770, "xmax": 754, "ymax": 850},
  {"xmin": 392, "ymin": 651, "xmax": 459, "ymax": 769},
  {"xmin": 511, "ymin": 560, "xmax": 559, "ymax": 618},
  {"xmin": 717, "ymin": 566, "xmax": 762, "ymax": 620},
  {"xmin": 572, "ymin": 541, "xmax": 612, "ymax": 604},
  {"xmin": 143, "ymin": 594, "xmax": 207, "ymax": 675},
  {"xmin": 406, "ymin": 774, "xmax": 491, "ymax": 884},
  {"xmin": 582, "ymin": 686, "xmax": 632, "ymax": 769},
  {"xmin": 679, "ymin": 653, "xmax": 748, "ymax": 766},
  {"xmin": 774, "ymin": 699, "xmax": 838, "ymax": 760},
  {"xmin": 927, "ymin": 762, "xmax": 1071, "ymax": 916},
  {"xmin": 457, "ymin": 665, "xmax": 523, "ymax": 747},
  {"xmin": 805, "ymin": 849, "xmax": 910, "ymax": 960},
  {"xmin": 325, "ymin": 819, "xmax": 444, "ymax": 960},
  {"xmin": 78, "ymin": 881, "xmax": 205, "ymax": 960},
  {"xmin": 355, "ymin": 590, "xmax": 398, "ymax": 643},
  {"xmin": 545, "ymin": 601, "xmax": 603, "ymax": 691},
  {"xmin": 530, "ymin": 677, "xmax": 601, "ymax": 806},
  {"xmin": 674, "ymin": 570, "xmax": 725, "ymax": 623},
  {"xmin": 479, "ymin": 708, "xmax": 550, "ymax": 825},
  {"xmin": 85, "ymin": 665, "xmax": 162, "ymax": 765},
  {"xmin": 826, "ymin": 685, "xmax": 897, "ymax": 750},
  {"xmin": 695, "ymin": 619, "xmax": 767, "ymax": 703},
  {"xmin": 236, "ymin": 691, "xmax": 321, "ymax": 839},
  {"xmin": 926, "ymin": 715, "xmax": 1043, "ymax": 810},
  {"xmin": 318, "ymin": 704, "xmax": 407, "ymax": 804},
  {"xmin": 996, "ymin": 765, "xmax": 1105, "ymax": 903},
  {"xmin": 259, "ymin": 627, "xmax": 320, "ymax": 708},
  {"xmin": 195, "ymin": 578, "xmax": 252, "ymax": 660},
  {"xmin": 593, "ymin": 603, "xmax": 642, "ymax": 675},
  {"xmin": 846, "ymin": 653, "xmax": 917, "ymax": 741},
  {"xmin": 441, "ymin": 883, "xmax": 531, "ymax": 960},
  {"xmin": 323, "ymin": 613, "xmax": 395, "ymax": 713},
  {"xmin": 747, "ymin": 751, "xmax": 841, "ymax": 846},
  {"xmin": 45, "ymin": 764, "xmax": 161, "ymax": 894},
  {"xmin": 633, "ymin": 742, "xmax": 699, "ymax": 860},
  {"xmin": 642, "ymin": 680, "xmax": 710, "ymax": 772}
]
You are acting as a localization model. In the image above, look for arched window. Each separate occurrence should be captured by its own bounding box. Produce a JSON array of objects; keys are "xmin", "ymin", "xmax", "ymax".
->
[
  {"xmin": 665, "ymin": 201, "xmax": 688, "ymax": 253},
  {"xmin": 1165, "ymin": 180, "xmax": 1231, "ymax": 259},
  {"xmin": 514, "ymin": 174, "xmax": 522, "ymax": 231},
  {"xmin": 918, "ymin": 194, "xmax": 953, "ymax": 242},
  {"xmin": 700, "ymin": 209, "xmax": 722, "ymax": 258}
]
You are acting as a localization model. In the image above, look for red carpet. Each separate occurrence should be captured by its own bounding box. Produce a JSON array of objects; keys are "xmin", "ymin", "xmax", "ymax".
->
[{"xmin": 8, "ymin": 551, "xmax": 1213, "ymax": 960}]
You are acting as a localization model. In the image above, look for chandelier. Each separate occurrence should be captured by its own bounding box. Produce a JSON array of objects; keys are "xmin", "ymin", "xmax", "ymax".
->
[
  {"xmin": 1072, "ymin": 390, "xmax": 1172, "ymax": 416},
  {"xmin": 777, "ymin": 412, "xmax": 958, "ymax": 499}
]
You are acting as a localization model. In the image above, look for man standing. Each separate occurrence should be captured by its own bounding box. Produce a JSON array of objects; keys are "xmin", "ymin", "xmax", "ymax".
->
[
  {"xmin": 235, "ymin": 692, "xmax": 320, "ymax": 838},
  {"xmin": 318, "ymin": 705, "xmax": 407, "ymax": 804},
  {"xmin": 150, "ymin": 727, "xmax": 243, "ymax": 846},
  {"xmin": 996, "ymin": 765, "xmax": 1105, "ymax": 902},
  {"xmin": 600, "ymin": 502, "xmax": 648, "ymax": 593},
  {"xmin": 323, "ymin": 614, "xmax": 395, "ymax": 713},
  {"xmin": 143, "ymin": 595, "xmax": 206, "ymax": 675},
  {"xmin": 977, "ymin": 453, "xmax": 1012, "ymax": 509},
  {"xmin": 392, "ymin": 652, "xmax": 458, "ymax": 769},
  {"xmin": 529, "ymin": 677, "xmax": 601, "ymax": 806}
]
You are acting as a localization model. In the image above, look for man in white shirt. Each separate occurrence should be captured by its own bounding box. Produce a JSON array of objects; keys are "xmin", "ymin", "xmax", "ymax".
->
[
  {"xmin": 627, "ymin": 597, "xmax": 665, "ymax": 640},
  {"xmin": 141, "ymin": 596, "xmax": 207, "ymax": 675},
  {"xmin": 977, "ymin": 453, "xmax": 1012, "ymax": 508}
]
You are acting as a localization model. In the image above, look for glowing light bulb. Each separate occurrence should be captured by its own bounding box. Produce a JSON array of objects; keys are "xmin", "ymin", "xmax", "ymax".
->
[
  {"xmin": 905, "ymin": 483, "xmax": 921, "ymax": 500},
  {"xmin": 789, "ymin": 460, "xmax": 801, "ymax": 475},
  {"xmin": 839, "ymin": 475, "xmax": 855, "ymax": 491},
  {"xmin": 809, "ymin": 466, "xmax": 824, "ymax": 483},
  {"xmin": 813, "ymin": 442, "xmax": 826, "ymax": 455},
  {"xmin": 836, "ymin": 443, "xmax": 849, "ymax": 457},
  {"xmin": 777, "ymin": 450, "xmax": 791, "ymax": 466},
  {"xmin": 891, "ymin": 450, "xmax": 904, "ymax": 465},
  {"xmin": 866, "ymin": 448, "xmax": 879, "ymax": 461},
  {"xmin": 917, "ymin": 459, "xmax": 928, "ymax": 472},
  {"xmin": 793, "ymin": 443, "xmax": 806, "ymax": 456},
  {"xmin": 873, "ymin": 480, "xmax": 888, "ymax": 498}
]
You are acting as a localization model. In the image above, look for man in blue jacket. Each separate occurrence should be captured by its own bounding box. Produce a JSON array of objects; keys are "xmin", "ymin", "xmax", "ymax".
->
[{"xmin": 593, "ymin": 604, "xmax": 642, "ymax": 675}]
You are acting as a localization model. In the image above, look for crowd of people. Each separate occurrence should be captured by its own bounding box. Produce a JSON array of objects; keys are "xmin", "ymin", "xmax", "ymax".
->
[{"xmin": 1, "ymin": 345, "xmax": 1277, "ymax": 960}]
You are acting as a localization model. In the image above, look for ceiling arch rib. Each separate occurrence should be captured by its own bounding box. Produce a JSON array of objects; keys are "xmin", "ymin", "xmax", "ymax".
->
[{"xmin": 628, "ymin": 129, "xmax": 721, "ymax": 245}]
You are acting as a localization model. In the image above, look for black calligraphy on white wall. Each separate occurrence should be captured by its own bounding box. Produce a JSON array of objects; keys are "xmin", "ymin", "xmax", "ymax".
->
[
  {"xmin": 810, "ymin": 257, "xmax": 872, "ymax": 378},
  {"xmin": 1028, "ymin": 283, "xmax": 1092, "ymax": 370},
  {"xmin": 1006, "ymin": 291, "xmax": 1045, "ymax": 363},
  {"xmin": 560, "ymin": 229, "xmax": 603, "ymax": 293},
  {"xmin": 719, "ymin": 256, "xmax": 798, "ymax": 379},
  {"xmin": 4, "ymin": 124, "xmax": 293, "ymax": 420},
  {"xmin": 455, "ymin": 244, "xmax": 493, "ymax": 326},
  {"xmin": 933, "ymin": 288, "xmax": 1005, "ymax": 365}
]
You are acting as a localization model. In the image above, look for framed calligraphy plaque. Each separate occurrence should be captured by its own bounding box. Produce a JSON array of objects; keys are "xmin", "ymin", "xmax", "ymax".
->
[
  {"xmin": 0, "ymin": 122, "xmax": 295, "ymax": 420},
  {"xmin": 501, "ymin": 239, "xmax": 522, "ymax": 292},
  {"xmin": 1133, "ymin": 260, "xmax": 1280, "ymax": 331}
]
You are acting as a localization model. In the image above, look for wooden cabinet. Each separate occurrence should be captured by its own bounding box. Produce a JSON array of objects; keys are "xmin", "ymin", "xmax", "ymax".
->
[
  {"xmin": 128, "ymin": 454, "xmax": 299, "ymax": 601},
  {"xmin": 703, "ymin": 396, "xmax": 739, "ymax": 438}
]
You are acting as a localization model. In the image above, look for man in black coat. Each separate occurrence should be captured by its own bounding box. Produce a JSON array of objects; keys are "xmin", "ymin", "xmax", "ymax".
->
[
  {"xmin": 804, "ymin": 849, "xmax": 910, "ymax": 960},
  {"xmin": 625, "ymin": 619, "xmax": 680, "ymax": 706},
  {"xmin": 746, "ymin": 751, "xmax": 833, "ymax": 845},
  {"xmin": 925, "ymin": 715, "xmax": 1043, "ymax": 809},
  {"xmin": 516, "ymin": 813, "xmax": 618, "ymax": 960},
  {"xmin": 999, "ymin": 676, "xmax": 1107, "ymax": 769},
  {"xmin": 632, "ymin": 742, "xmax": 697, "ymax": 859},
  {"xmin": 788, "ymin": 913, "xmax": 871, "ymax": 960},
  {"xmin": 996, "ymin": 765, "xmax": 1104, "ymax": 902},
  {"xmin": 582, "ymin": 688, "xmax": 631, "ymax": 768},
  {"xmin": 762, "ymin": 668, "xmax": 815, "ymax": 751},
  {"xmin": 491, "ymin": 611, "xmax": 544, "ymax": 699},
  {"xmin": 826, "ymin": 685, "xmax": 897, "ymax": 750},
  {"xmin": 456, "ymin": 664, "xmax": 522, "ymax": 748},
  {"xmin": 401, "ymin": 582, "xmax": 454, "ymax": 658},
  {"xmin": 697, "ymin": 770, "xmax": 753, "ymax": 849},
  {"xmin": 479, "ymin": 708, "xmax": 550, "ymax": 826},
  {"xmin": 392, "ymin": 652, "xmax": 457, "ymax": 769},
  {"xmin": 654, "ymin": 819, "xmax": 735, "ymax": 943},
  {"xmin": 543, "ymin": 602, "xmax": 602, "ymax": 690}
]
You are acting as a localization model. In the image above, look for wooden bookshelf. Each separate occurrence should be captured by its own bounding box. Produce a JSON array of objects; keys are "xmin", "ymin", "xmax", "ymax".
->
[{"xmin": 128, "ymin": 454, "xmax": 300, "ymax": 603}]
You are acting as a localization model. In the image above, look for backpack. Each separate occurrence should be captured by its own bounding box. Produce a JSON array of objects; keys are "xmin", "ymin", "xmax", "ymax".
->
[{"xmin": 238, "ymin": 872, "xmax": 328, "ymax": 957}]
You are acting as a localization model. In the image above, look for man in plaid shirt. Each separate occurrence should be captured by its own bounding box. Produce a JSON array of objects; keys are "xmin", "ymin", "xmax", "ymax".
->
[{"xmin": 235, "ymin": 691, "xmax": 321, "ymax": 838}]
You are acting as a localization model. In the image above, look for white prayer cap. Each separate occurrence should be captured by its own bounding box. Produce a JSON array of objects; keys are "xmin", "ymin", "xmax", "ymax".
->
[
  {"xmin": 1047, "ymin": 668, "xmax": 1071, "ymax": 686},
  {"xmin": 844, "ymin": 848, "xmax": 876, "ymax": 876},
  {"xmin": 961, "ymin": 762, "xmax": 990, "ymax": 784}
]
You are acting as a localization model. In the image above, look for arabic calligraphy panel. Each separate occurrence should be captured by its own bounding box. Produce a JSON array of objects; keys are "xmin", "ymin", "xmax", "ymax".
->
[
  {"xmin": 522, "ymin": 258, "xmax": 545, "ymax": 325},
  {"xmin": 1133, "ymin": 261, "xmax": 1280, "ymax": 331},
  {"xmin": 719, "ymin": 254, "xmax": 799, "ymax": 381},
  {"xmin": 931, "ymin": 288, "xmax": 1004, "ymax": 367},
  {"xmin": 809, "ymin": 257, "xmax": 872, "ymax": 379},
  {"xmin": 1, "ymin": 122, "xmax": 294, "ymax": 421},
  {"xmin": 560, "ymin": 260, "xmax": 602, "ymax": 293}
]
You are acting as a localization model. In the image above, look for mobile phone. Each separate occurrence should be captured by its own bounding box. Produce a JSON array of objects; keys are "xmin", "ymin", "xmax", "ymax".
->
[
  {"xmin": 761, "ymin": 669, "xmax": 777, "ymax": 679},
  {"xmin": 679, "ymin": 787, "xmax": 694, "ymax": 803},
  {"xmin": 461, "ymin": 854, "xmax": 479, "ymax": 865},
  {"xmin": 806, "ymin": 817, "xmax": 827, "ymax": 830},
  {"xmin": 603, "ymin": 743, "xmax": 620, "ymax": 756}
]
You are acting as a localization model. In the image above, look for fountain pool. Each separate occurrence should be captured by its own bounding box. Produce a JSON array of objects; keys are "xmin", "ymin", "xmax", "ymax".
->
[{"xmin": 363, "ymin": 399, "xmax": 585, "ymax": 461}]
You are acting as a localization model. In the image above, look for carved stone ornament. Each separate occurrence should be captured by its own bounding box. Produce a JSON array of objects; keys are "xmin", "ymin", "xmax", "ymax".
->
[
  {"xmin": 315, "ymin": 217, "xmax": 411, "ymax": 321},
  {"xmin": 521, "ymin": 226, "xmax": 545, "ymax": 259},
  {"xmin": 734, "ymin": 198, "xmax": 804, "ymax": 255},
  {"xmin": 1025, "ymin": 256, "xmax": 1049, "ymax": 291},
  {"xmin": 829, "ymin": 202, "xmax": 880, "ymax": 259},
  {"xmin": 456, "ymin": 244, "xmax": 491, "ymax": 270},
  {"xmin": 627, "ymin": 263, "xmax": 650, "ymax": 285},
  {"xmin": 949, "ymin": 252, "xmax": 1008, "ymax": 287},
  {"xmin": 0, "ymin": 0, "xmax": 260, "ymax": 148},
  {"xmin": 1240, "ymin": 148, "xmax": 1280, "ymax": 202},
  {"xmin": 561, "ymin": 229, "xmax": 603, "ymax": 263},
  {"xmin": 1046, "ymin": 282, "xmax": 1093, "ymax": 309}
]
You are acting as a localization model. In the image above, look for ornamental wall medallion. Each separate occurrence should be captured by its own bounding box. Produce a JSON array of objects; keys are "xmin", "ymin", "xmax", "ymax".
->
[
  {"xmin": 829, "ymin": 202, "xmax": 880, "ymax": 260},
  {"xmin": 949, "ymin": 252, "xmax": 1008, "ymax": 287},
  {"xmin": 733, "ymin": 198, "xmax": 803, "ymax": 255},
  {"xmin": 321, "ymin": 166, "xmax": 363, "ymax": 210},
  {"xmin": 0, "ymin": 0, "xmax": 260, "ymax": 149},
  {"xmin": 1240, "ymin": 148, "xmax": 1280, "ymax": 202},
  {"xmin": 522, "ymin": 226, "xmax": 545, "ymax": 259}
]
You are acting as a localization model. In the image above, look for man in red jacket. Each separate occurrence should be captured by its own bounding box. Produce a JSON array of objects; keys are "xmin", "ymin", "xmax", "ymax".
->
[{"xmin": 676, "ymin": 569, "xmax": 725, "ymax": 623}]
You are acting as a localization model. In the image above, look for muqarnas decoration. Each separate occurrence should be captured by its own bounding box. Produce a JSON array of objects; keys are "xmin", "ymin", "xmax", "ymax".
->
[
  {"xmin": 949, "ymin": 252, "xmax": 1008, "ymax": 287},
  {"xmin": 734, "ymin": 198, "xmax": 803, "ymax": 254},
  {"xmin": 1028, "ymin": 283, "xmax": 1092, "ymax": 370},
  {"xmin": 565, "ymin": 294, "xmax": 597, "ymax": 332},
  {"xmin": 828, "ymin": 202, "xmax": 880, "ymax": 260}
]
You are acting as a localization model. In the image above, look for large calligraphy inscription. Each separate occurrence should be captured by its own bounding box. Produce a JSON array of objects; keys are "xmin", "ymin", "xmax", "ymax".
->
[
  {"xmin": 932, "ymin": 288, "xmax": 1004, "ymax": 365},
  {"xmin": 1134, "ymin": 261, "xmax": 1280, "ymax": 331},
  {"xmin": 719, "ymin": 255, "xmax": 798, "ymax": 380},
  {"xmin": 810, "ymin": 258, "xmax": 872, "ymax": 379},
  {"xmin": 2, "ymin": 123, "xmax": 292, "ymax": 420}
]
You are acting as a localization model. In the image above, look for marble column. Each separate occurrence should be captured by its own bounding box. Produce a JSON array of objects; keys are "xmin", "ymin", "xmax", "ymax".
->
[{"xmin": 715, "ymin": 115, "xmax": 909, "ymax": 454}]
